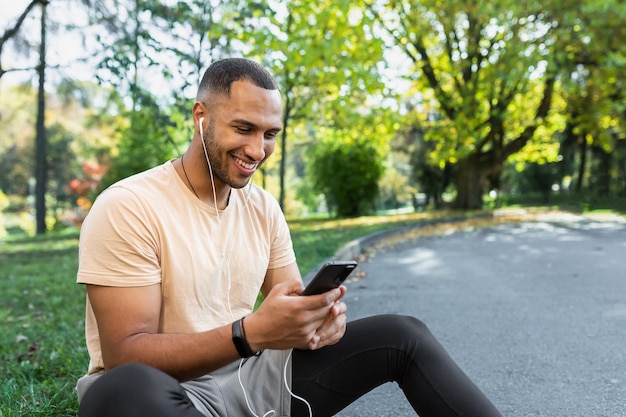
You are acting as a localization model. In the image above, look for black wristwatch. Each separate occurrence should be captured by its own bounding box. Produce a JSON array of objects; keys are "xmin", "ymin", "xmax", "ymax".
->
[{"xmin": 232, "ymin": 317, "xmax": 255, "ymax": 358}]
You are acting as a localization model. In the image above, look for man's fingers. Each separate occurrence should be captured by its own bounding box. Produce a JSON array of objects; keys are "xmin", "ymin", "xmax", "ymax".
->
[
  {"xmin": 309, "ymin": 311, "xmax": 347, "ymax": 350},
  {"xmin": 330, "ymin": 301, "xmax": 347, "ymax": 317}
]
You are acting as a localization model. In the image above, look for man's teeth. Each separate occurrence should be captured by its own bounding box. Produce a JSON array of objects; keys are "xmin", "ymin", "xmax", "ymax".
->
[{"xmin": 235, "ymin": 157, "xmax": 256, "ymax": 170}]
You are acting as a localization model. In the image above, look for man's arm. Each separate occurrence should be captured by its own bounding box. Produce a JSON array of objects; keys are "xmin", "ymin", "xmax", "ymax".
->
[
  {"xmin": 260, "ymin": 261, "xmax": 303, "ymax": 297},
  {"xmin": 87, "ymin": 283, "xmax": 238, "ymax": 381},
  {"xmin": 88, "ymin": 271, "xmax": 344, "ymax": 381}
]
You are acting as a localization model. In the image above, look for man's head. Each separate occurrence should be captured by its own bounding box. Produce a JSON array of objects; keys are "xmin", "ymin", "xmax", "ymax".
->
[
  {"xmin": 196, "ymin": 58, "xmax": 279, "ymax": 103},
  {"xmin": 192, "ymin": 58, "xmax": 283, "ymax": 192}
]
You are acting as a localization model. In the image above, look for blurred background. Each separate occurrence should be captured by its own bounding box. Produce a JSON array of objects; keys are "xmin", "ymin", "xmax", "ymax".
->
[{"xmin": 1, "ymin": 0, "xmax": 625, "ymax": 236}]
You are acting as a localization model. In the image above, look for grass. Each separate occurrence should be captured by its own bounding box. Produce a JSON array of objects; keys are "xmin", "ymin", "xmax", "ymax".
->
[
  {"xmin": 0, "ymin": 210, "xmax": 456, "ymax": 417},
  {"xmin": 0, "ymin": 228, "xmax": 85, "ymax": 417}
]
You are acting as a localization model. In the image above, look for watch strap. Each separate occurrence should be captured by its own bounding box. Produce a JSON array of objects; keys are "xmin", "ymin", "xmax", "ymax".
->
[{"xmin": 232, "ymin": 317, "xmax": 255, "ymax": 358}]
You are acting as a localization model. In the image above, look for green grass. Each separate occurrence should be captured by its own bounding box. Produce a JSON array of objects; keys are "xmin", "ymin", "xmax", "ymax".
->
[
  {"xmin": 0, "ymin": 228, "xmax": 85, "ymax": 417},
  {"xmin": 0, "ymin": 211, "xmax": 449, "ymax": 417},
  {"xmin": 496, "ymin": 192, "xmax": 626, "ymax": 214}
]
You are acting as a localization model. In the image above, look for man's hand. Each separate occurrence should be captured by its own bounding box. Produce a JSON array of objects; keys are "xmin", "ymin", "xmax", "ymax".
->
[
  {"xmin": 308, "ymin": 286, "xmax": 347, "ymax": 350},
  {"xmin": 244, "ymin": 278, "xmax": 347, "ymax": 351}
]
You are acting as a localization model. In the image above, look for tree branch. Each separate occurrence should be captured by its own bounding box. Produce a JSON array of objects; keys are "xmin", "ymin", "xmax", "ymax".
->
[
  {"xmin": 503, "ymin": 75, "xmax": 556, "ymax": 159},
  {"xmin": 0, "ymin": 0, "xmax": 47, "ymax": 79},
  {"xmin": 0, "ymin": 0, "xmax": 46, "ymax": 54}
]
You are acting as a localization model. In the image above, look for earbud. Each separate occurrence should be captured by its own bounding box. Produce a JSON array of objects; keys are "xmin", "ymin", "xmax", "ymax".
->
[{"xmin": 199, "ymin": 117, "xmax": 205, "ymax": 139}]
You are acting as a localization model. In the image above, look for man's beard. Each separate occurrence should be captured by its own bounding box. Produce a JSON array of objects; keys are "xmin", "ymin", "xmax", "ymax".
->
[{"xmin": 202, "ymin": 121, "xmax": 251, "ymax": 190}]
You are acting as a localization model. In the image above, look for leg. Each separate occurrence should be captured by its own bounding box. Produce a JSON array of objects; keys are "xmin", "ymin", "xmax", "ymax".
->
[
  {"xmin": 291, "ymin": 315, "xmax": 502, "ymax": 417},
  {"xmin": 78, "ymin": 363, "xmax": 205, "ymax": 417}
]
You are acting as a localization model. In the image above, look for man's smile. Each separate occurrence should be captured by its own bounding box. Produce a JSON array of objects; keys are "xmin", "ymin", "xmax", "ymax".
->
[{"xmin": 234, "ymin": 155, "xmax": 257, "ymax": 171}]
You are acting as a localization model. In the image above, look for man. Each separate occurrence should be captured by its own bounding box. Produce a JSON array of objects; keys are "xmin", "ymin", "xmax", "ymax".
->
[{"xmin": 76, "ymin": 58, "xmax": 503, "ymax": 417}]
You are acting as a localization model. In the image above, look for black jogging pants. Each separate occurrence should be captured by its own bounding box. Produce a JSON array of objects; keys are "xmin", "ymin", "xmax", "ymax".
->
[{"xmin": 78, "ymin": 314, "xmax": 502, "ymax": 417}]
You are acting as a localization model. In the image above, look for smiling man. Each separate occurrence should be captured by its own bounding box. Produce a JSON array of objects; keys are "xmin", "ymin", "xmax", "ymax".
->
[{"xmin": 75, "ymin": 58, "xmax": 503, "ymax": 417}]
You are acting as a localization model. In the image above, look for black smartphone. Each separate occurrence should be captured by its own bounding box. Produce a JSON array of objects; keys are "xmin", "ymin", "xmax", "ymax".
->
[{"xmin": 301, "ymin": 260, "xmax": 357, "ymax": 296}]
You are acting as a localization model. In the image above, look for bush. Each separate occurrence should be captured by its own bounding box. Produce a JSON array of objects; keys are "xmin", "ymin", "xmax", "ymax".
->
[{"xmin": 307, "ymin": 137, "xmax": 384, "ymax": 217}]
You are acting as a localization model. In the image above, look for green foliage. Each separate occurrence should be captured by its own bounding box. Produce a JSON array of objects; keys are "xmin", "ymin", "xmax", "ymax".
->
[
  {"xmin": 504, "ymin": 162, "xmax": 560, "ymax": 199},
  {"xmin": 294, "ymin": 175, "xmax": 325, "ymax": 214},
  {"xmin": 374, "ymin": 0, "xmax": 571, "ymax": 208},
  {"xmin": 99, "ymin": 93, "xmax": 181, "ymax": 191},
  {"xmin": 3, "ymin": 0, "xmax": 626, "ymax": 229},
  {"xmin": 244, "ymin": 0, "xmax": 388, "ymax": 208},
  {"xmin": 410, "ymin": 136, "xmax": 453, "ymax": 208},
  {"xmin": 0, "ymin": 85, "xmax": 37, "ymax": 197},
  {"xmin": 45, "ymin": 123, "xmax": 81, "ymax": 209},
  {"xmin": 555, "ymin": 0, "xmax": 626, "ymax": 155},
  {"xmin": 377, "ymin": 157, "xmax": 416, "ymax": 211},
  {"xmin": 0, "ymin": 190, "xmax": 8, "ymax": 238},
  {"xmin": 307, "ymin": 131, "xmax": 385, "ymax": 217}
]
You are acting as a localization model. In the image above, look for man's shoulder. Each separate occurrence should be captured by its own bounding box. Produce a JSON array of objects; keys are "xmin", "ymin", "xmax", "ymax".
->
[
  {"xmin": 245, "ymin": 184, "xmax": 283, "ymax": 212},
  {"xmin": 112, "ymin": 163, "xmax": 172, "ymax": 189},
  {"xmin": 98, "ymin": 163, "xmax": 173, "ymax": 200}
]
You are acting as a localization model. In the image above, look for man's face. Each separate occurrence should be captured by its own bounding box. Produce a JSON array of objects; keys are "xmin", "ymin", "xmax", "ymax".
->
[{"xmin": 202, "ymin": 80, "xmax": 282, "ymax": 190}]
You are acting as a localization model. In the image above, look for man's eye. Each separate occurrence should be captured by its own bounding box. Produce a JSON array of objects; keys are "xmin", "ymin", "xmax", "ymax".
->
[{"xmin": 236, "ymin": 127, "xmax": 251, "ymax": 134}]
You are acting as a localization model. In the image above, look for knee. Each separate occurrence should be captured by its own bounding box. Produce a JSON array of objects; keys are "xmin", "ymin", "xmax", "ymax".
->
[
  {"xmin": 381, "ymin": 314, "xmax": 431, "ymax": 337},
  {"xmin": 79, "ymin": 363, "xmax": 177, "ymax": 415},
  {"xmin": 377, "ymin": 314, "xmax": 438, "ymax": 352},
  {"xmin": 102, "ymin": 363, "xmax": 171, "ymax": 391}
]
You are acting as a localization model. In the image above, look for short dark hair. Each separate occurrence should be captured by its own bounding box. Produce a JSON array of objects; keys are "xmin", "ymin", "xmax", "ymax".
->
[{"xmin": 197, "ymin": 58, "xmax": 279, "ymax": 101}]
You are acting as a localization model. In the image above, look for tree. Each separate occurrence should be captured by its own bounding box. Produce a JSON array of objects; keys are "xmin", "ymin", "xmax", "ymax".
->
[
  {"xmin": 306, "ymin": 109, "xmax": 392, "ymax": 217},
  {"xmin": 308, "ymin": 133, "xmax": 384, "ymax": 217},
  {"xmin": 554, "ymin": 0, "xmax": 626, "ymax": 196},
  {"xmin": 246, "ymin": 0, "xmax": 386, "ymax": 211},
  {"xmin": 34, "ymin": 0, "xmax": 48, "ymax": 234},
  {"xmin": 403, "ymin": 125, "xmax": 453, "ymax": 209},
  {"xmin": 0, "ymin": 0, "xmax": 45, "ymax": 79},
  {"xmin": 85, "ymin": 0, "xmax": 257, "ymax": 188},
  {"xmin": 1, "ymin": 0, "xmax": 83, "ymax": 234},
  {"xmin": 98, "ymin": 92, "xmax": 175, "ymax": 190},
  {"xmin": 371, "ymin": 0, "xmax": 568, "ymax": 209},
  {"xmin": 147, "ymin": 0, "xmax": 249, "ymax": 106},
  {"xmin": 0, "ymin": 85, "xmax": 36, "ymax": 198}
]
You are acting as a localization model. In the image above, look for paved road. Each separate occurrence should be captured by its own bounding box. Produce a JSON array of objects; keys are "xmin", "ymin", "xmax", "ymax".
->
[{"xmin": 329, "ymin": 215, "xmax": 626, "ymax": 417}]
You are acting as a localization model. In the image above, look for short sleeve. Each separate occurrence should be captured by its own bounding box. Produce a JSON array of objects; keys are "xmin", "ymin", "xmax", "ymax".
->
[
  {"xmin": 267, "ymin": 196, "xmax": 297, "ymax": 270},
  {"xmin": 77, "ymin": 186, "xmax": 162, "ymax": 287}
]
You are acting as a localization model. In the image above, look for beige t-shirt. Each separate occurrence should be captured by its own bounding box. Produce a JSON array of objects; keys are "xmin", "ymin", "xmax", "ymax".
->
[{"xmin": 77, "ymin": 160, "xmax": 296, "ymax": 375}]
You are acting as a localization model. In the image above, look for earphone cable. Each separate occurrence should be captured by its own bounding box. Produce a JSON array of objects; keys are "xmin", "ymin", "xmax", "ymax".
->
[{"xmin": 199, "ymin": 119, "xmax": 309, "ymax": 417}]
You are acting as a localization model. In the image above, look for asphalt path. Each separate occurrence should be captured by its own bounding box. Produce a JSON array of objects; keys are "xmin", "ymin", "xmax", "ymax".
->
[{"xmin": 327, "ymin": 214, "xmax": 626, "ymax": 417}]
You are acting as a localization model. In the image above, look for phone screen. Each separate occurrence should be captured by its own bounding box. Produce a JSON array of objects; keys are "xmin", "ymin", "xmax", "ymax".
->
[{"xmin": 301, "ymin": 260, "xmax": 357, "ymax": 296}]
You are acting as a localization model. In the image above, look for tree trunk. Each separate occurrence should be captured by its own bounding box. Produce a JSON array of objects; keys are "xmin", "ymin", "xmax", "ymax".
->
[
  {"xmin": 593, "ymin": 145, "xmax": 611, "ymax": 197},
  {"xmin": 575, "ymin": 135, "xmax": 587, "ymax": 193},
  {"xmin": 453, "ymin": 154, "xmax": 484, "ymax": 210},
  {"xmin": 35, "ymin": 1, "xmax": 47, "ymax": 235},
  {"xmin": 278, "ymin": 96, "xmax": 291, "ymax": 211}
]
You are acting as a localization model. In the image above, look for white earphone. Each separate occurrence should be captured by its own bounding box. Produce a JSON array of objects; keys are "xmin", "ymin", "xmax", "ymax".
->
[{"xmin": 193, "ymin": 114, "xmax": 311, "ymax": 417}]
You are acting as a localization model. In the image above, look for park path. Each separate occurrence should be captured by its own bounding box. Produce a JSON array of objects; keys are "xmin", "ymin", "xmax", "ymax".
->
[{"xmin": 326, "ymin": 213, "xmax": 626, "ymax": 417}]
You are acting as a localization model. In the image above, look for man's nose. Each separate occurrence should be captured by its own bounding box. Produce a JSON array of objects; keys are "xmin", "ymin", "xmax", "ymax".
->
[{"xmin": 245, "ymin": 133, "xmax": 266, "ymax": 162}]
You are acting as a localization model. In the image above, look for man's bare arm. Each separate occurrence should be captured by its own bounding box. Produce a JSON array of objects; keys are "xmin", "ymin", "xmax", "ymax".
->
[
  {"xmin": 88, "ymin": 276, "xmax": 343, "ymax": 381},
  {"xmin": 87, "ymin": 283, "xmax": 238, "ymax": 381}
]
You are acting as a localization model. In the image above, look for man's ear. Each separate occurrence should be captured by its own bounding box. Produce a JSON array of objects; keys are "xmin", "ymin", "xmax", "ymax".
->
[{"xmin": 192, "ymin": 101, "xmax": 208, "ymax": 127}]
